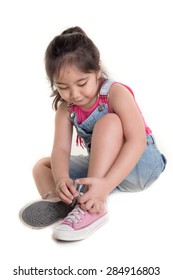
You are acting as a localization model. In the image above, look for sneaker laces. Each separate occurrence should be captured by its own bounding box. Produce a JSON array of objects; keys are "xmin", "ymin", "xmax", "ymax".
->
[
  {"xmin": 70, "ymin": 183, "xmax": 86, "ymax": 207},
  {"xmin": 63, "ymin": 205, "xmax": 85, "ymax": 224}
]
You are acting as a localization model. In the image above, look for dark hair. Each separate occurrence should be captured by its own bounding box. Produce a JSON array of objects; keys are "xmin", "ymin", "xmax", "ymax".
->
[{"xmin": 45, "ymin": 26, "xmax": 101, "ymax": 110}]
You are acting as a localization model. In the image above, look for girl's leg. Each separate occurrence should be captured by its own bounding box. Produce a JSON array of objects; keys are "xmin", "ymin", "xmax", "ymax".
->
[
  {"xmin": 32, "ymin": 157, "xmax": 57, "ymax": 199},
  {"xmin": 33, "ymin": 155, "xmax": 89, "ymax": 198},
  {"xmin": 87, "ymin": 113, "xmax": 124, "ymax": 177},
  {"xmin": 53, "ymin": 115, "xmax": 120, "ymax": 239},
  {"xmin": 30, "ymin": 114, "xmax": 123, "ymax": 203}
]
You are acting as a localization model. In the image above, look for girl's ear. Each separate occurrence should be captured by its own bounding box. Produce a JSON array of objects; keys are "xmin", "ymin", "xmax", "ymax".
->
[{"xmin": 97, "ymin": 61, "xmax": 103, "ymax": 79}]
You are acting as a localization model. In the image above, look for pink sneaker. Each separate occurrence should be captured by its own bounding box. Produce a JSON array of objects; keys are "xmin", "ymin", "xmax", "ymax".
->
[{"xmin": 53, "ymin": 204, "xmax": 108, "ymax": 241}]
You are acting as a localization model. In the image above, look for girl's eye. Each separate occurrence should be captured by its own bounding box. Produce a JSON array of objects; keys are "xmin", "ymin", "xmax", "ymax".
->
[
  {"xmin": 58, "ymin": 86, "xmax": 68, "ymax": 90},
  {"xmin": 78, "ymin": 81, "xmax": 87, "ymax": 87}
]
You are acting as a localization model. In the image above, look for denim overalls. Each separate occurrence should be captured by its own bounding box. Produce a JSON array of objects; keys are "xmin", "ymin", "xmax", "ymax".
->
[
  {"xmin": 68, "ymin": 79, "xmax": 167, "ymax": 192},
  {"xmin": 69, "ymin": 79, "xmax": 114, "ymax": 153}
]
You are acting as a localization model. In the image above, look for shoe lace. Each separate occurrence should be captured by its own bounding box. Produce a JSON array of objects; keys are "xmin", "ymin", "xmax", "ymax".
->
[{"xmin": 64, "ymin": 205, "xmax": 85, "ymax": 224}]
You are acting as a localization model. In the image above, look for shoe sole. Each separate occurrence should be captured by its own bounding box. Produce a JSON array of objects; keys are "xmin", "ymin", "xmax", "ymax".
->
[
  {"xmin": 53, "ymin": 213, "xmax": 109, "ymax": 241},
  {"xmin": 19, "ymin": 200, "xmax": 73, "ymax": 229}
]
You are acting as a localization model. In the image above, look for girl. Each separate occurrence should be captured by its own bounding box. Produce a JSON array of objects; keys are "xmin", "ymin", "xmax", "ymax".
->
[{"xmin": 20, "ymin": 26, "xmax": 166, "ymax": 241}]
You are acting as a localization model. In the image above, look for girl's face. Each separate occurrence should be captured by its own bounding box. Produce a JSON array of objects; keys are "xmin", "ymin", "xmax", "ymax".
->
[{"xmin": 53, "ymin": 65, "xmax": 101, "ymax": 109}]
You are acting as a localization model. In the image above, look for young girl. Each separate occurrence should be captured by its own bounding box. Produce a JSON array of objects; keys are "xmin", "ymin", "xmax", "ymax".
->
[{"xmin": 20, "ymin": 26, "xmax": 166, "ymax": 241}]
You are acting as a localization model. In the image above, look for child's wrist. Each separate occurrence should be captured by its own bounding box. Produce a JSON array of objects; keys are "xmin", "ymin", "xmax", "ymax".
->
[
  {"xmin": 103, "ymin": 176, "xmax": 116, "ymax": 194},
  {"xmin": 55, "ymin": 176, "xmax": 70, "ymax": 186}
]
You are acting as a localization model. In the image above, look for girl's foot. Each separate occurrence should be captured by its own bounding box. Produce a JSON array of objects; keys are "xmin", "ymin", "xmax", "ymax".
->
[
  {"xmin": 53, "ymin": 204, "xmax": 108, "ymax": 241},
  {"xmin": 19, "ymin": 199, "xmax": 74, "ymax": 229}
]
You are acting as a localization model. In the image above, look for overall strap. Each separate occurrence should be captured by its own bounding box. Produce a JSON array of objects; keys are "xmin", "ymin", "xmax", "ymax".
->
[{"xmin": 99, "ymin": 79, "xmax": 115, "ymax": 96}]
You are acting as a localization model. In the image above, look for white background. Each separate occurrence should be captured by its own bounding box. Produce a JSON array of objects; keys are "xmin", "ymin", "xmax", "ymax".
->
[{"xmin": 0, "ymin": 0, "xmax": 172, "ymax": 279}]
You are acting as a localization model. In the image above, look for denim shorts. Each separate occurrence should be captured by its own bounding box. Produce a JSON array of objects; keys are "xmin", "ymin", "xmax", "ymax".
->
[{"xmin": 69, "ymin": 134, "xmax": 167, "ymax": 192}]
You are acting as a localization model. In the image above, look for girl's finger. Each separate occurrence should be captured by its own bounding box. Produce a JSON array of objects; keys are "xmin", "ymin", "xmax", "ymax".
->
[
  {"xmin": 59, "ymin": 191, "xmax": 73, "ymax": 204},
  {"xmin": 60, "ymin": 183, "xmax": 74, "ymax": 200},
  {"xmin": 75, "ymin": 177, "xmax": 92, "ymax": 186},
  {"xmin": 78, "ymin": 189, "xmax": 91, "ymax": 204},
  {"xmin": 81, "ymin": 199, "xmax": 95, "ymax": 211}
]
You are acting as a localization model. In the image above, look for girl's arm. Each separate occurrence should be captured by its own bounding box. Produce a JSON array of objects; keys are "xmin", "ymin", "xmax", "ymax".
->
[{"xmin": 51, "ymin": 102, "xmax": 77, "ymax": 202}]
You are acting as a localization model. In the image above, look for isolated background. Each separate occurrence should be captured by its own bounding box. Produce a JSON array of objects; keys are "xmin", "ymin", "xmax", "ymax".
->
[{"xmin": 0, "ymin": 0, "xmax": 172, "ymax": 279}]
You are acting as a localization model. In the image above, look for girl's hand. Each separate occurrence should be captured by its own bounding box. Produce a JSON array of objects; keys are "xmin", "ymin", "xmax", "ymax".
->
[
  {"xmin": 55, "ymin": 177, "xmax": 79, "ymax": 204},
  {"xmin": 76, "ymin": 177, "xmax": 109, "ymax": 214}
]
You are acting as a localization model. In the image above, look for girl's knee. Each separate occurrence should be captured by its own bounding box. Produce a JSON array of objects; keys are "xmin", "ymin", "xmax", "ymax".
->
[
  {"xmin": 95, "ymin": 113, "xmax": 123, "ymax": 133},
  {"xmin": 32, "ymin": 157, "xmax": 50, "ymax": 178}
]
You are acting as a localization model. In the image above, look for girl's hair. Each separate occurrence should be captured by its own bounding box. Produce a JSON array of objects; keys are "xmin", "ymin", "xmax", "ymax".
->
[{"xmin": 45, "ymin": 26, "xmax": 101, "ymax": 110}]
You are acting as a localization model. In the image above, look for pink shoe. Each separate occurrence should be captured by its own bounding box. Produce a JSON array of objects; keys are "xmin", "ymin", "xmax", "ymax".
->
[{"xmin": 53, "ymin": 204, "xmax": 108, "ymax": 241}]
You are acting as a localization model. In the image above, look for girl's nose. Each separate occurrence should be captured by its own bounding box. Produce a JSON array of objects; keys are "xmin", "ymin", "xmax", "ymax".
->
[{"xmin": 70, "ymin": 89, "xmax": 80, "ymax": 99}]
